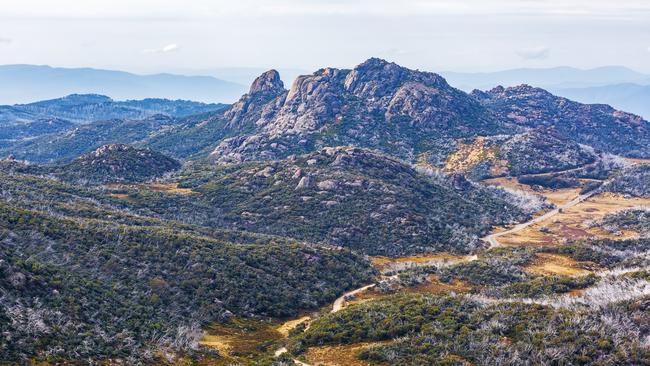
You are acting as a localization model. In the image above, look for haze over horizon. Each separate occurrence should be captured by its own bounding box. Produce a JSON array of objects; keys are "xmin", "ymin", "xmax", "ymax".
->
[{"xmin": 1, "ymin": 0, "xmax": 649, "ymax": 74}]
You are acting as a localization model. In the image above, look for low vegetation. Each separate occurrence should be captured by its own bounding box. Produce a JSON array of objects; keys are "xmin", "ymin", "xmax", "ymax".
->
[
  {"xmin": 0, "ymin": 172, "xmax": 375, "ymax": 363},
  {"xmin": 123, "ymin": 147, "xmax": 531, "ymax": 256},
  {"xmin": 605, "ymin": 164, "xmax": 650, "ymax": 197},
  {"xmin": 290, "ymin": 293, "xmax": 650, "ymax": 365}
]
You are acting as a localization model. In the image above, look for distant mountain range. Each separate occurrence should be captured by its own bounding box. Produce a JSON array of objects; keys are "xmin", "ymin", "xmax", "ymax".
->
[
  {"xmin": 0, "ymin": 94, "xmax": 225, "ymax": 162},
  {"xmin": 556, "ymin": 83, "xmax": 650, "ymax": 121},
  {"xmin": 0, "ymin": 93, "xmax": 225, "ymax": 124},
  {"xmin": 3, "ymin": 59, "xmax": 649, "ymax": 164},
  {"xmin": 0, "ymin": 65, "xmax": 247, "ymax": 104},
  {"xmin": 441, "ymin": 66, "xmax": 649, "ymax": 90},
  {"xmin": 2, "ymin": 64, "xmax": 648, "ymax": 119}
]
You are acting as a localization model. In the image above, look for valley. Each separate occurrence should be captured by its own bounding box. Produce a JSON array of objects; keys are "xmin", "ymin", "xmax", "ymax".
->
[
  {"xmin": 3, "ymin": 58, "xmax": 650, "ymax": 365},
  {"xmin": 194, "ymin": 155, "xmax": 650, "ymax": 365}
]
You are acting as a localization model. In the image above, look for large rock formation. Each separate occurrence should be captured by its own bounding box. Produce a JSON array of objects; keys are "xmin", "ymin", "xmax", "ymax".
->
[{"xmin": 209, "ymin": 58, "xmax": 506, "ymax": 164}]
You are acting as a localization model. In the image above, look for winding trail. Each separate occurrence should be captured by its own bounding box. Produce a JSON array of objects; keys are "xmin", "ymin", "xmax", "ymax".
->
[
  {"xmin": 331, "ymin": 283, "xmax": 377, "ymax": 313},
  {"xmin": 275, "ymin": 277, "xmax": 399, "ymax": 364},
  {"xmin": 275, "ymin": 176, "xmax": 605, "ymax": 364},
  {"xmin": 483, "ymin": 189, "xmax": 599, "ymax": 248},
  {"xmin": 274, "ymin": 282, "xmax": 379, "ymax": 365}
]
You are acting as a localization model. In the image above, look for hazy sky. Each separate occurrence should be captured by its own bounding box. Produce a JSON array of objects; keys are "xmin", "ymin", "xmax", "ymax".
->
[{"xmin": 0, "ymin": 0, "xmax": 649, "ymax": 74}]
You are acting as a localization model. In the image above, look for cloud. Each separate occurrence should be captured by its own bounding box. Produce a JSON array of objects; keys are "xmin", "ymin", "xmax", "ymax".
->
[
  {"xmin": 0, "ymin": 37, "xmax": 12, "ymax": 44},
  {"xmin": 142, "ymin": 43, "xmax": 179, "ymax": 54},
  {"xmin": 516, "ymin": 46, "xmax": 551, "ymax": 60}
]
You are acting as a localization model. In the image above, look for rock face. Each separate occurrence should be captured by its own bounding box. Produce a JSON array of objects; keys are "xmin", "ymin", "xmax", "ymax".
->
[
  {"xmin": 209, "ymin": 58, "xmax": 506, "ymax": 164},
  {"xmin": 223, "ymin": 70, "xmax": 288, "ymax": 130},
  {"xmin": 249, "ymin": 69, "xmax": 285, "ymax": 95},
  {"xmin": 472, "ymin": 85, "xmax": 650, "ymax": 158},
  {"xmin": 59, "ymin": 144, "xmax": 181, "ymax": 184}
]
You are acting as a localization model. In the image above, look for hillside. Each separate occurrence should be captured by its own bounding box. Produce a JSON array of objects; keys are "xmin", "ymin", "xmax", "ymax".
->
[
  {"xmin": 0, "ymin": 95, "xmax": 227, "ymax": 163},
  {"xmin": 5, "ymin": 58, "xmax": 650, "ymax": 365},
  {"xmin": 0, "ymin": 117, "xmax": 73, "ymax": 142},
  {"xmin": 290, "ymin": 293, "xmax": 650, "ymax": 365},
  {"xmin": 0, "ymin": 169, "xmax": 374, "ymax": 363},
  {"xmin": 445, "ymin": 128, "xmax": 598, "ymax": 179},
  {"xmin": 0, "ymin": 94, "xmax": 224, "ymax": 129},
  {"xmin": 0, "ymin": 114, "xmax": 180, "ymax": 163},
  {"xmin": 5, "ymin": 59, "xmax": 648, "ymax": 171},
  {"xmin": 604, "ymin": 164, "xmax": 650, "ymax": 197},
  {"xmin": 472, "ymin": 85, "xmax": 650, "ymax": 157},
  {"xmin": 0, "ymin": 93, "xmax": 226, "ymax": 123},
  {"xmin": 115, "ymin": 147, "xmax": 536, "ymax": 256},
  {"xmin": 56, "ymin": 144, "xmax": 181, "ymax": 184},
  {"xmin": 151, "ymin": 59, "xmax": 650, "ymax": 170},
  {"xmin": 0, "ymin": 65, "xmax": 246, "ymax": 104}
]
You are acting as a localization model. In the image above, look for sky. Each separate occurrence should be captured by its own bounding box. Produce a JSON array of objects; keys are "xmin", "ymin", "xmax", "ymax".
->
[{"xmin": 0, "ymin": 0, "xmax": 649, "ymax": 74}]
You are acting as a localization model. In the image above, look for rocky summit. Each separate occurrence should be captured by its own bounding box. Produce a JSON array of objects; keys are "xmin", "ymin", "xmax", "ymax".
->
[
  {"xmin": 209, "ymin": 58, "xmax": 505, "ymax": 164},
  {"xmin": 58, "ymin": 143, "xmax": 181, "ymax": 183},
  {"xmin": 204, "ymin": 58, "xmax": 650, "ymax": 169}
]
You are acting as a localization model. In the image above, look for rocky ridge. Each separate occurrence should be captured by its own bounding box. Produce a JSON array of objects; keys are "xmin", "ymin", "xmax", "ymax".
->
[
  {"xmin": 209, "ymin": 58, "xmax": 506, "ymax": 164},
  {"xmin": 472, "ymin": 84, "xmax": 650, "ymax": 157}
]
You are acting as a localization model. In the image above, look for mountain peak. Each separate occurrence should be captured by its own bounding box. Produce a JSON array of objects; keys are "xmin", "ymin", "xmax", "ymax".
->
[
  {"xmin": 66, "ymin": 144, "xmax": 180, "ymax": 184},
  {"xmin": 249, "ymin": 69, "xmax": 284, "ymax": 94},
  {"xmin": 355, "ymin": 57, "xmax": 393, "ymax": 69},
  {"xmin": 344, "ymin": 57, "xmax": 448, "ymax": 95}
]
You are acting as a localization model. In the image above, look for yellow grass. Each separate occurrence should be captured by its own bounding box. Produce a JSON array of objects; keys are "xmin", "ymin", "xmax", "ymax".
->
[
  {"xmin": 199, "ymin": 318, "xmax": 283, "ymax": 363},
  {"xmin": 199, "ymin": 335, "xmax": 232, "ymax": 357},
  {"xmin": 496, "ymin": 193, "xmax": 650, "ymax": 247},
  {"xmin": 414, "ymin": 151, "xmax": 438, "ymax": 171},
  {"xmin": 370, "ymin": 253, "xmax": 473, "ymax": 273},
  {"xmin": 276, "ymin": 316, "xmax": 311, "ymax": 337},
  {"xmin": 444, "ymin": 137, "xmax": 507, "ymax": 176},
  {"xmin": 106, "ymin": 182, "xmax": 196, "ymax": 197},
  {"xmin": 624, "ymin": 158, "xmax": 650, "ymax": 165},
  {"xmin": 482, "ymin": 177, "xmax": 582, "ymax": 206},
  {"xmin": 524, "ymin": 253, "xmax": 593, "ymax": 277},
  {"xmin": 108, "ymin": 193, "xmax": 129, "ymax": 199},
  {"xmin": 405, "ymin": 276, "xmax": 472, "ymax": 295},
  {"xmin": 304, "ymin": 342, "xmax": 391, "ymax": 366},
  {"xmin": 144, "ymin": 183, "xmax": 196, "ymax": 195}
]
